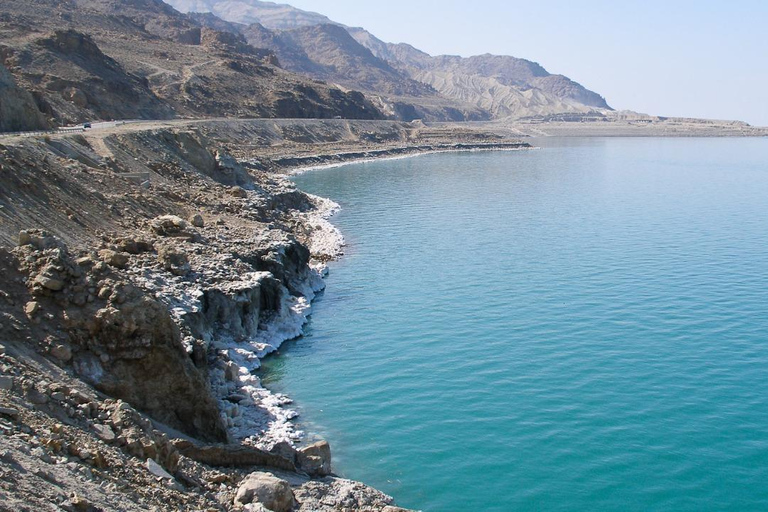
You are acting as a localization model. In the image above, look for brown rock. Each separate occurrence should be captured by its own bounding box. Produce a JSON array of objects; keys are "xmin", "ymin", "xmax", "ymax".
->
[
  {"xmin": 50, "ymin": 344, "xmax": 73, "ymax": 362},
  {"xmin": 150, "ymin": 215, "xmax": 198, "ymax": 240},
  {"xmin": 298, "ymin": 440, "xmax": 332, "ymax": 476},
  {"xmin": 34, "ymin": 275, "xmax": 65, "ymax": 291},
  {"xmin": 98, "ymin": 249, "xmax": 130, "ymax": 269},
  {"xmin": 229, "ymin": 187, "xmax": 248, "ymax": 198},
  {"xmin": 24, "ymin": 301, "xmax": 40, "ymax": 318},
  {"xmin": 157, "ymin": 246, "xmax": 191, "ymax": 276}
]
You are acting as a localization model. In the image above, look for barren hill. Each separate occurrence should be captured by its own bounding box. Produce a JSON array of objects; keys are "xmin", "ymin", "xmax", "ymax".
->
[
  {"xmin": 351, "ymin": 33, "xmax": 611, "ymax": 119},
  {"xmin": 0, "ymin": 0, "xmax": 383, "ymax": 130},
  {"xmin": 168, "ymin": 0, "xmax": 612, "ymax": 120}
]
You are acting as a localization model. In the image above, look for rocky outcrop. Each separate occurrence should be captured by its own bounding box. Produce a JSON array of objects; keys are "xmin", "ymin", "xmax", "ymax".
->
[
  {"xmin": 0, "ymin": 63, "xmax": 49, "ymax": 132},
  {"xmin": 172, "ymin": 439, "xmax": 296, "ymax": 470},
  {"xmin": 31, "ymin": 29, "xmax": 176, "ymax": 124},
  {"xmin": 12, "ymin": 230, "xmax": 228, "ymax": 442}
]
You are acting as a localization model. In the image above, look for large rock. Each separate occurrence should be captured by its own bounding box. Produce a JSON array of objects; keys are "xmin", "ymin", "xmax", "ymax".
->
[
  {"xmin": 234, "ymin": 472, "xmax": 295, "ymax": 511},
  {"xmin": 157, "ymin": 245, "xmax": 191, "ymax": 276},
  {"xmin": 149, "ymin": 215, "xmax": 198, "ymax": 240},
  {"xmin": 298, "ymin": 440, "xmax": 332, "ymax": 477}
]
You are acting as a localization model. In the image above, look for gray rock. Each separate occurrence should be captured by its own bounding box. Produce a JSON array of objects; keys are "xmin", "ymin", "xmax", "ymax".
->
[
  {"xmin": 234, "ymin": 471, "xmax": 295, "ymax": 512},
  {"xmin": 146, "ymin": 458, "xmax": 174, "ymax": 480},
  {"xmin": 50, "ymin": 391, "xmax": 67, "ymax": 401},
  {"xmin": 0, "ymin": 407, "xmax": 19, "ymax": 419},
  {"xmin": 26, "ymin": 387, "xmax": 48, "ymax": 405},
  {"xmin": 0, "ymin": 376, "xmax": 13, "ymax": 391},
  {"xmin": 92, "ymin": 424, "xmax": 116, "ymax": 442},
  {"xmin": 224, "ymin": 361, "xmax": 240, "ymax": 382},
  {"xmin": 190, "ymin": 213, "xmax": 205, "ymax": 227}
]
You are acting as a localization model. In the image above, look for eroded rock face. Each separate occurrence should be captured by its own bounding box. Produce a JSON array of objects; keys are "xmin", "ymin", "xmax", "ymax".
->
[
  {"xmin": 234, "ymin": 471, "xmax": 295, "ymax": 511},
  {"xmin": 12, "ymin": 232, "xmax": 227, "ymax": 443},
  {"xmin": 0, "ymin": 64, "xmax": 49, "ymax": 132}
]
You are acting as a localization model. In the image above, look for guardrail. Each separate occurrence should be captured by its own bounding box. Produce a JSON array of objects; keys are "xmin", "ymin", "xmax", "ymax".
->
[{"xmin": 0, "ymin": 119, "xmax": 140, "ymax": 138}]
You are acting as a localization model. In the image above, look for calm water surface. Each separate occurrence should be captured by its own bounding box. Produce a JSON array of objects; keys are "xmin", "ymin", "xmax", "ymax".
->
[{"xmin": 263, "ymin": 137, "xmax": 768, "ymax": 511}]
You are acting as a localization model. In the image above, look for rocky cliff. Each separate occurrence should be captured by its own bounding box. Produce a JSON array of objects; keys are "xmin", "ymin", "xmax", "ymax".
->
[{"xmin": 0, "ymin": 64, "xmax": 50, "ymax": 132}]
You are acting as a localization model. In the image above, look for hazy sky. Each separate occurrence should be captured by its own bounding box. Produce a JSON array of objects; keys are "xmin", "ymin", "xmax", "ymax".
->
[{"xmin": 285, "ymin": 0, "xmax": 768, "ymax": 126}]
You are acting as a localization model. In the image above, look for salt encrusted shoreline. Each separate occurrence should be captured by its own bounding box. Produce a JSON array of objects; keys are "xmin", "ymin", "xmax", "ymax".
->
[
  {"xmin": 271, "ymin": 141, "xmax": 534, "ymax": 176},
  {"xmin": 211, "ymin": 145, "xmax": 538, "ymax": 448},
  {"xmin": 123, "ymin": 189, "xmax": 346, "ymax": 449}
]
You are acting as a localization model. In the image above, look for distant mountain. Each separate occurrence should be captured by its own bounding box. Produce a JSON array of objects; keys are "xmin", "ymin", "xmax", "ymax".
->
[
  {"xmin": 362, "ymin": 39, "xmax": 611, "ymax": 118},
  {"xmin": 191, "ymin": 17, "xmax": 490, "ymax": 121},
  {"xmin": 241, "ymin": 23, "xmax": 435, "ymax": 97},
  {"xmin": 164, "ymin": 0, "xmax": 335, "ymax": 29},
  {"xmin": 167, "ymin": 0, "xmax": 611, "ymax": 120}
]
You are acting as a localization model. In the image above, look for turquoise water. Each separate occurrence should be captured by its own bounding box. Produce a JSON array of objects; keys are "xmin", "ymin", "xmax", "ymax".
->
[{"xmin": 265, "ymin": 137, "xmax": 768, "ymax": 511}]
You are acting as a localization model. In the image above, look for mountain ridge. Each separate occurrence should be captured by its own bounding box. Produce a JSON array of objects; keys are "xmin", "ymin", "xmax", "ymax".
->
[{"xmin": 165, "ymin": 0, "xmax": 612, "ymax": 120}]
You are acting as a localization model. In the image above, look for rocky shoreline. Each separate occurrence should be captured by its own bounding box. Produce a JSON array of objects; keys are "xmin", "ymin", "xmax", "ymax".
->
[{"xmin": 0, "ymin": 118, "xmax": 528, "ymax": 511}]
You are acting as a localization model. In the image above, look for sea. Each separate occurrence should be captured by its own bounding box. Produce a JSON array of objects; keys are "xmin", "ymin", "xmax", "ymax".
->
[{"xmin": 261, "ymin": 137, "xmax": 768, "ymax": 511}]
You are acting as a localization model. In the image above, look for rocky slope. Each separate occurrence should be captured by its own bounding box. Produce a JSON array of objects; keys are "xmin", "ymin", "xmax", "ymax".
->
[
  {"xmin": 0, "ymin": 0, "xmax": 384, "ymax": 131},
  {"xmin": 220, "ymin": 21, "xmax": 490, "ymax": 122}
]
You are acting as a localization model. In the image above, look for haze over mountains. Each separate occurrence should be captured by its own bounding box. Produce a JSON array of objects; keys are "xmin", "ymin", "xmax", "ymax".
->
[{"xmin": 166, "ymin": 0, "xmax": 612, "ymax": 120}]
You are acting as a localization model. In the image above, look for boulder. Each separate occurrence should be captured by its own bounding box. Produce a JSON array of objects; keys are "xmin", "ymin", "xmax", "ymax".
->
[
  {"xmin": 98, "ymin": 249, "xmax": 130, "ymax": 269},
  {"xmin": 146, "ymin": 458, "xmax": 174, "ymax": 480},
  {"xmin": 92, "ymin": 424, "xmax": 115, "ymax": 442},
  {"xmin": 34, "ymin": 274, "xmax": 65, "ymax": 291},
  {"xmin": 157, "ymin": 246, "xmax": 191, "ymax": 276},
  {"xmin": 190, "ymin": 213, "xmax": 205, "ymax": 228},
  {"xmin": 149, "ymin": 215, "xmax": 198, "ymax": 240},
  {"xmin": 298, "ymin": 440, "xmax": 332, "ymax": 476},
  {"xmin": 24, "ymin": 301, "xmax": 40, "ymax": 318},
  {"xmin": 234, "ymin": 472, "xmax": 295, "ymax": 512},
  {"xmin": 50, "ymin": 344, "xmax": 73, "ymax": 362},
  {"xmin": 0, "ymin": 376, "xmax": 13, "ymax": 391}
]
